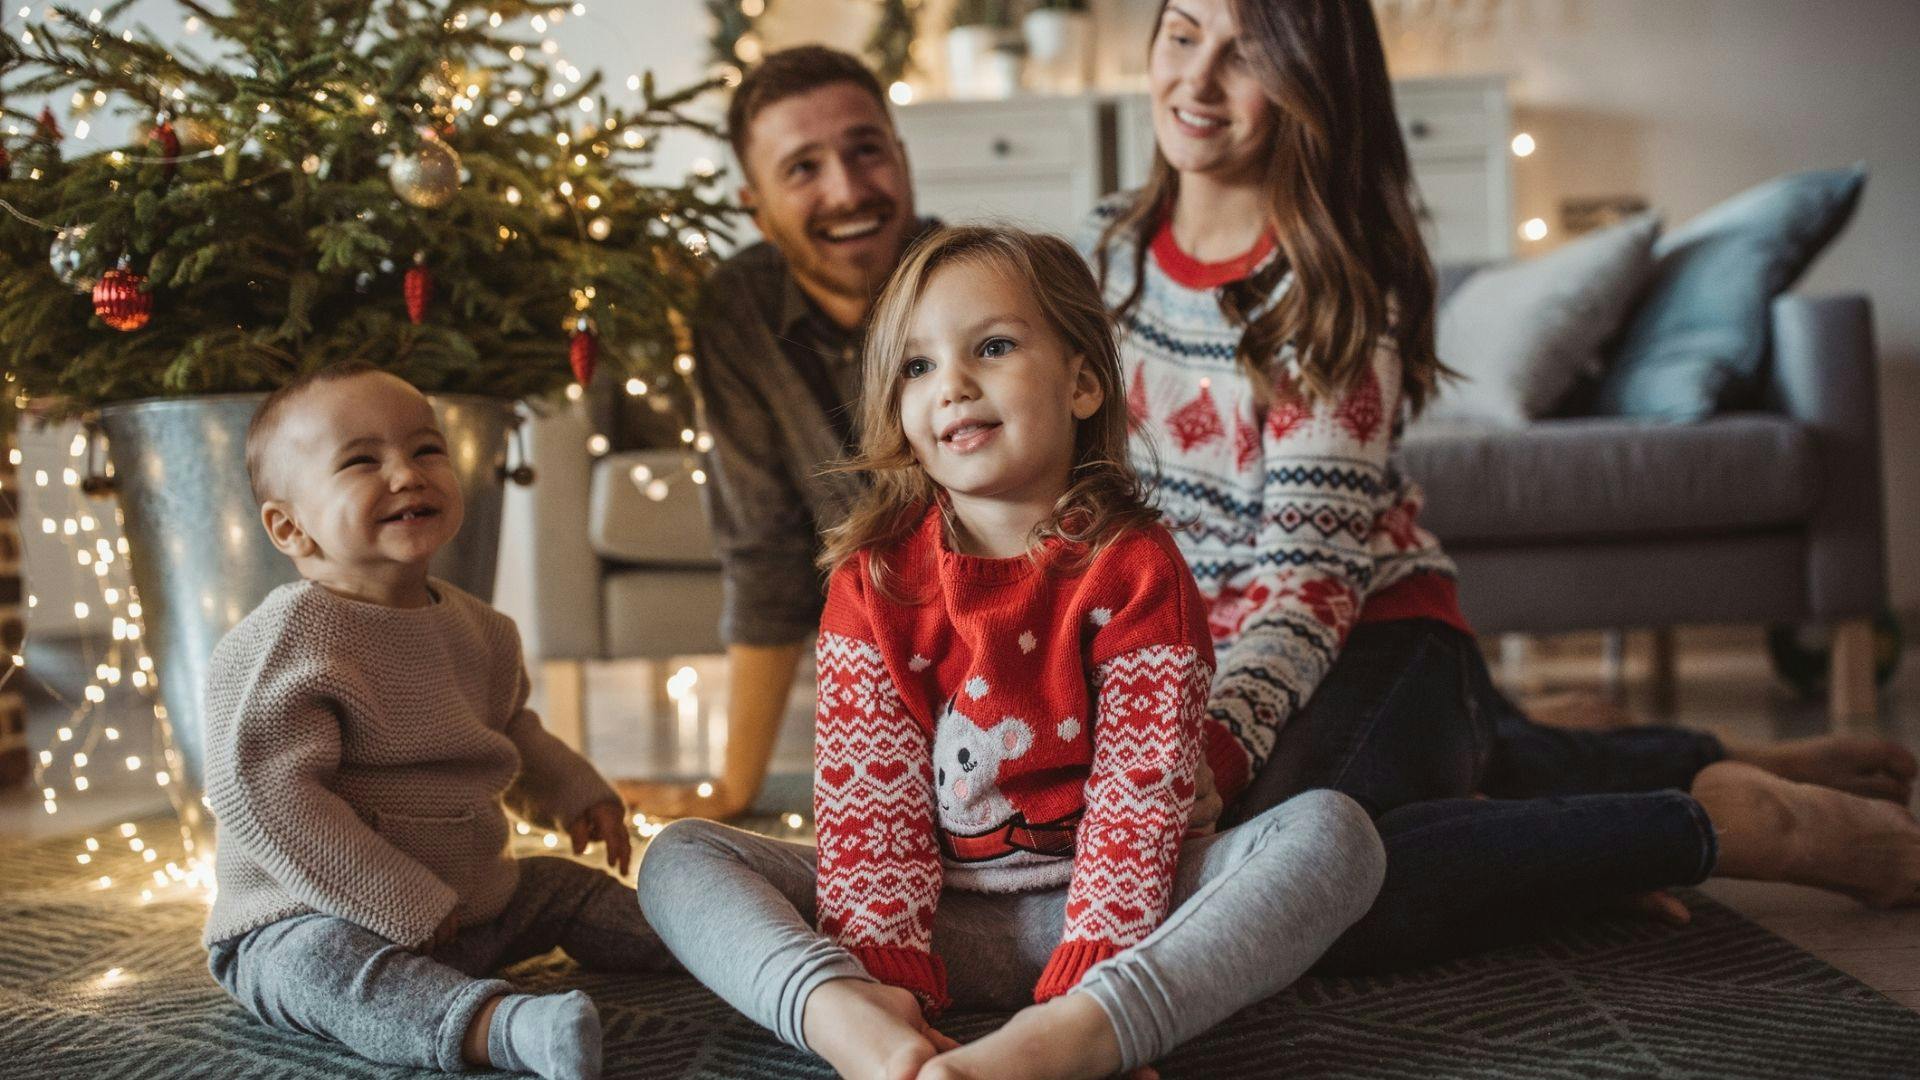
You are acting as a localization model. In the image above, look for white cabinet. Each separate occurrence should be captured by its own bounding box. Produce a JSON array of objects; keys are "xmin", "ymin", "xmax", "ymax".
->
[
  {"xmin": 892, "ymin": 96, "xmax": 1111, "ymax": 237},
  {"xmin": 1394, "ymin": 75, "xmax": 1513, "ymax": 262},
  {"xmin": 901, "ymin": 75, "xmax": 1511, "ymax": 263}
]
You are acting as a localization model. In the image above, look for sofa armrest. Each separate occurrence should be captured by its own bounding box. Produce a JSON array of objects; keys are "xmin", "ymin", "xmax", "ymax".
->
[
  {"xmin": 523, "ymin": 396, "xmax": 605, "ymax": 659},
  {"xmin": 1769, "ymin": 293, "xmax": 1885, "ymax": 619}
]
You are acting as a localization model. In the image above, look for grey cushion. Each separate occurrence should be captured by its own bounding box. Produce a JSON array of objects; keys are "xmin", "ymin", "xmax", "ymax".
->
[
  {"xmin": 1596, "ymin": 164, "xmax": 1867, "ymax": 420},
  {"xmin": 589, "ymin": 450, "xmax": 721, "ymax": 567},
  {"xmin": 1401, "ymin": 414, "xmax": 1818, "ymax": 546},
  {"xmin": 1427, "ymin": 213, "xmax": 1659, "ymax": 427},
  {"xmin": 602, "ymin": 568, "xmax": 726, "ymax": 660}
]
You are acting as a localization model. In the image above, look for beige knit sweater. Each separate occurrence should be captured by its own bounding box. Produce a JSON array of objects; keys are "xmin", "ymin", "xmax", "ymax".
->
[{"xmin": 202, "ymin": 579, "xmax": 617, "ymax": 949}]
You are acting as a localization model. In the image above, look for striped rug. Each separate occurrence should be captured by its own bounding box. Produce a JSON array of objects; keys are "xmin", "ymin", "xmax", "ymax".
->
[{"xmin": 2, "ymin": 817, "xmax": 1917, "ymax": 1079}]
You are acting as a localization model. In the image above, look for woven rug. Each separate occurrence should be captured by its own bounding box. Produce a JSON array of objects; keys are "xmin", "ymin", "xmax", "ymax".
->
[{"xmin": 3, "ymin": 818, "xmax": 1918, "ymax": 1080}]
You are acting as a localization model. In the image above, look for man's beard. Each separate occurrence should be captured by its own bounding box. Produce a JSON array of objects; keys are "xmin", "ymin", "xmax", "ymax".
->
[{"xmin": 778, "ymin": 196, "xmax": 903, "ymax": 309}]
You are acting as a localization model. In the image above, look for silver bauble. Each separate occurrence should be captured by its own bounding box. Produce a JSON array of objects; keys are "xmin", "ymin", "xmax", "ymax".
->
[
  {"xmin": 387, "ymin": 131, "xmax": 462, "ymax": 210},
  {"xmin": 49, "ymin": 226, "xmax": 96, "ymax": 292}
]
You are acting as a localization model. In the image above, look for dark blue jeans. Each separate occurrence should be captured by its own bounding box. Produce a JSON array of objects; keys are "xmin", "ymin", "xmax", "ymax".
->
[{"xmin": 1228, "ymin": 619, "xmax": 1723, "ymax": 974}]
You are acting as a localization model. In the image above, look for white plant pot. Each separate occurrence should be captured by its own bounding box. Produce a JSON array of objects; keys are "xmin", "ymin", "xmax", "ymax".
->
[
  {"xmin": 946, "ymin": 25, "xmax": 1021, "ymax": 98},
  {"xmin": 1022, "ymin": 9, "xmax": 1092, "ymax": 93}
]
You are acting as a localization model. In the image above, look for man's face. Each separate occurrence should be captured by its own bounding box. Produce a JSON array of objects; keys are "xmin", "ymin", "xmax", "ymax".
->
[{"xmin": 739, "ymin": 81, "xmax": 917, "ymax": 314}]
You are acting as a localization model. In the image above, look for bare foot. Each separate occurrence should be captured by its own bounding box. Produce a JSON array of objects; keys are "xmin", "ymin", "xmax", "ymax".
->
[
  {"xmin": 803, "ymin": 979, "xmax": 954, "ymax": 1080},
  {"xmin": 1520, "ymin": 690, "xmax": 1638, "ymax": 732},
  {"xmin": 1693, "ymin": 760, "xmax": 1920, "ymax": 907},
  {"xmin": 1726, "ymin": 735, "xmax": 1918, "ymax": 804},
  {"xmin": 615, "ymin": 777, "xmax": 754, "ymax": 820},
  {"xmin": 920, "ymin": 993, "xmax": 1135, "ymax": 1080},
  {"xmin": 1615, "ymin": 889, "xmax": 1691, "ymax": 927}
]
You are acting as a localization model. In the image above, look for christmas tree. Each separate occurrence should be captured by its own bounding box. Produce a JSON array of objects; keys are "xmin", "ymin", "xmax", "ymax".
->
[{"xmin": 0, "ymin": 0, "xmax": 734, "ymax": 416}]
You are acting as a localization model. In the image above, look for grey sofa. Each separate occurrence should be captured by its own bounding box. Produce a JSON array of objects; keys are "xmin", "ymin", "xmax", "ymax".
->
[
  {"xmin": 525, "ymin": 292, "xmax": 1887, "ymax": 739},
  {"xmin": 1401, "ymin": 292, "xmax": 1886, "ymax": 723}
]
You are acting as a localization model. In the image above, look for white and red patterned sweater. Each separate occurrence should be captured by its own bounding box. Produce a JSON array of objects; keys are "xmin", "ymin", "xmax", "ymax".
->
[
  {"xmin": 813, "ymin": 506, "xmax": 1223, "ymax": 1011},
  {"xmin": 1080, "ymin": 195, "xmax": 1471, "ymax": 791}
]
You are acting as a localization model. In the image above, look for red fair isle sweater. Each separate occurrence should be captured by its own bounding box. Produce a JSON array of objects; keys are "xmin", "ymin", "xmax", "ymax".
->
[{"xmin": 814, "ymin": 506, "xmax": 1234, "ymax": 1011}]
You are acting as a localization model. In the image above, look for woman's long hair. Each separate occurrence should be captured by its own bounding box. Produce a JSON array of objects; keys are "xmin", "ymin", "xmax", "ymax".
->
[
  {"xmin": 1095, "ymin": 0, "xmax": 1446, "ymax": 412},
  {"xmin": 819, "ymin": 226, "xmax": 1159, "ymax": 592}
]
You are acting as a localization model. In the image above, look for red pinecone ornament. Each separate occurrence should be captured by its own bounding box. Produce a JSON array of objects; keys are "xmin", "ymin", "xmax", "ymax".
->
[
  {"xmin": 569, "ymin": 318, "xmax": 598, "ymax": 385},
  {"xmin": 403, "ymin": 256, "xmax": 432, "ymax": 325},
  {"xmin": 35, "ymin": 106, "xmax": 61, "ymax": 142},
  {"xmin": 148, "ymin": 120, "xmax": 180, "ymax": 173},
  {"xmin": 94, "ymin": 268, "xmax": 152, "ymax": 332}
]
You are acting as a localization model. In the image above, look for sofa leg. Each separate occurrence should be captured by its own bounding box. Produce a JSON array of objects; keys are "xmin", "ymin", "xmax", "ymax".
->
[
  {"xmin": 1649, "ymin": 628, "xmax": 1678, "ymax": 720},
  {"xmin": 542, "ymin": 659, "xmax": 589, "ymax": 752},
  {"xmin": 1829, "ymin": 618, "xmax": 1878, "ymax": 731}
]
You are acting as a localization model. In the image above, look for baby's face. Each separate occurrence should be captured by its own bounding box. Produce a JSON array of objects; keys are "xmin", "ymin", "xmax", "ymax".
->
[{"xmin": 270, "ymin": 373, "xmax": 464, "ymax": 576}]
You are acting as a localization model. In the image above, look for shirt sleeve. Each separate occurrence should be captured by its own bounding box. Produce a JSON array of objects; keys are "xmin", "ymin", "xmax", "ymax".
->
[
  {"xmin": 1208, "ymin": 340, "xmax": 1403, "ymax": 779},
  {"xmin": 691, "ymin": 286, "xmax": 828, "ymax": 647},
  {"xmin": 812, "ymin": 568, "xmax": 950, "ymax": 1014},
  {"xmin": 205, "ymin": 667, "xmax": 458, "ymax": 948},
  {"xmin": 1033, "ymin": 645, "xmax": 1210, "ymax": 1001},
  {"xmin": 500, "ymin": 649, "xmax": 618, "ymax": 831}
]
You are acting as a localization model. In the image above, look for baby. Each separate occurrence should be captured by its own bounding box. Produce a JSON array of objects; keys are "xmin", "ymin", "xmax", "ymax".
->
[{"xmin": 201, "ymin": 363, "xmax": 669, "ymax": 1080}]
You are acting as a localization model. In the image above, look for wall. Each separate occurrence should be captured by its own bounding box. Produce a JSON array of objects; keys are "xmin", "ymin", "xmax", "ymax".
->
[{"xmin": 1362, "ymin": 0, "xmax": 1920, "ymax": 610}]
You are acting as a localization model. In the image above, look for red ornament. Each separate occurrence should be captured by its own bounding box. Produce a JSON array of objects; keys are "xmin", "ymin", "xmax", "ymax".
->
[
  {"xmin": 0, "ymin": 141, "xmax": 10, "ymax": 180},
  {"xmin": 403, "ymin": 253, "xmax": 432, "ymax": 324},
  {"xmin": 36, "ymin": 106, "xmax": 61, "ymax": 142},
  {"xmin": 148, "ymin": 119, "xmax": 180, "ymax": 173},
  {"xmin": 93, "ymin": 267, "xmax": 152, "ymax": 332},
  {"xmin": 568, "ymin": 317, "xmax": 598, "ymax": 385}
]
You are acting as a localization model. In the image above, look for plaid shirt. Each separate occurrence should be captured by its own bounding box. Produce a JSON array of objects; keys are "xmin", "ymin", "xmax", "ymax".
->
[{"xmin": 690, "ymin": 224, "xmax": 937, "ymax": 645}]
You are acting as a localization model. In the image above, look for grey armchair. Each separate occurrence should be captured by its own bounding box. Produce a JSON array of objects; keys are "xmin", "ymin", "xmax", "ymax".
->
[{"xmin": 522, "ymin": 396, "xmax": 722, "ymax": 747}]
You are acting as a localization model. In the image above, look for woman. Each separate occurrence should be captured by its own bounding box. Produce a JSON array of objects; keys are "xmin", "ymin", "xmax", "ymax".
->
[{"xmin": 1084, "ymin": 0, "xmax": 1920, "ymax": 971}]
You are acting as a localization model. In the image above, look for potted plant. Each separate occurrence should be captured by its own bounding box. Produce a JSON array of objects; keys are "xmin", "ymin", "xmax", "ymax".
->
[
  {"xmin": 946, "ymin": 0, "xmax": 1020, "ymax": 97},
  {"xmin": 0, "ymin": 0, "xmax": 732, "ymax": 811},
  {"xmin": 1022, "ymin": 0, "xmax": 1093, "ymax": 93}
]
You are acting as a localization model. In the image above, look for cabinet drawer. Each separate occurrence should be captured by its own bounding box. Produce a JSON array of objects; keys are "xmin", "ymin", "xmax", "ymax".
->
[
  {"xmin": 895, "ymin": 100, "xmax": 1099, "ymax": 177},
  {"xmin": 1396, "ymin": 89, "xmax": 1502, "ymax": 154}
]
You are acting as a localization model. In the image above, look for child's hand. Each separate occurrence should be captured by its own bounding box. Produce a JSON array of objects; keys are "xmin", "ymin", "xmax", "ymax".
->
[
  {"xmin": 1185, "ymin": 759, "xmax": 1222, "ymax": 837},
  {"xmin": 569, "ymin": 799, "xmax": 633, "ymax": 876}
]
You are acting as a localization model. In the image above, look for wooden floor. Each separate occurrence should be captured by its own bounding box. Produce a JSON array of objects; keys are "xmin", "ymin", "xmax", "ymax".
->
[{"xmin": 7, "ymin": 622, "xmax": 1917, "ymax": 1007}]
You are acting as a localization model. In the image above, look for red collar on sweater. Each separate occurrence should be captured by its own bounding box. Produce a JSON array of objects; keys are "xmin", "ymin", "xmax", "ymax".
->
[{"xmin": 1150, "ymin": 217, "xmax": 1277, "ymax": 290}]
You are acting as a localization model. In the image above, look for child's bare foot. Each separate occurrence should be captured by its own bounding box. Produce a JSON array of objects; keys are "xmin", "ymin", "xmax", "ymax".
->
[
  {"xmin": 803, "ymin": 979, "xmax": 954, "ymax": 1080},
  {"xmin": 1693, "ymin": 760, "xmax": 1920, "ymax": 907},
  {"xmin": 919, "ymin": 993, "xmax": 1139, "ymax": 1080},
  {"xmin": 1727, "ymin": 735, "xmax": 1918, "ymax": 804},
  {"xmin": 615, "ymin": 777, "xmax": 754, "ymax": 820}
]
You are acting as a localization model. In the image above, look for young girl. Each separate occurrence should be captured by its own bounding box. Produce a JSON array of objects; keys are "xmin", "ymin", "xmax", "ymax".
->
[{"xmin": 636, "ymin": 226, "xmax": 1384, "ymax": 1080}]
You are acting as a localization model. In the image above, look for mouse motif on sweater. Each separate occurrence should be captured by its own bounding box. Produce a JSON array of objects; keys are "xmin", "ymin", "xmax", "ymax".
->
[{"xmin": 933, "ymin": 696, "xmax": 1033, "ymax": 834}]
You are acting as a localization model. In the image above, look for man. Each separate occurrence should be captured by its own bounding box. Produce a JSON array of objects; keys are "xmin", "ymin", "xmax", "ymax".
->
[{"xmin": 620, "ymin": 46, "xmax": 931, "ymax": 817}]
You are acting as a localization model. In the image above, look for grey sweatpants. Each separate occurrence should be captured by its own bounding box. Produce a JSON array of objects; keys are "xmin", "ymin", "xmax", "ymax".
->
[
  {"xmin": 207, "ymin": 856, "xmax": 674, "ymax": 1072},
  {"xmin": 636, "ymin": 789, "xmax": 1384, "ymax": 1071}
]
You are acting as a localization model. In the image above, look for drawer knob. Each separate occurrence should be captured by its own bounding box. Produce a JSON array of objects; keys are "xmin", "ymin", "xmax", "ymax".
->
[
  {"xmin": 1407, "ymin": 119, "xmax": 1431, "ymax": 139},
  {"xmin": 992, "ymin": 137, "xmax": 1012, "ymax": 157}
]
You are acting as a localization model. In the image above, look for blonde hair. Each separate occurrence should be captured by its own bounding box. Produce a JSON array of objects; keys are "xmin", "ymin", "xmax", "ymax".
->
[{"xmin": 818, "ymin": 226, "xmax": 1159, "ymax": 592}]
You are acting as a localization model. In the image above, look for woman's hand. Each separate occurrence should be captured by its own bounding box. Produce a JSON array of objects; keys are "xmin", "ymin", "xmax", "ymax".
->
[{"xmin": 568, "ymin": 799, "xmax": 633, "ymax": 876}]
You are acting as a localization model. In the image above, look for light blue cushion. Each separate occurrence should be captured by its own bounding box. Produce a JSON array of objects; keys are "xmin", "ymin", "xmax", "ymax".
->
[{"xmin": 1595, "ymin": 164, "xmax": 1866, "ymax": 421}]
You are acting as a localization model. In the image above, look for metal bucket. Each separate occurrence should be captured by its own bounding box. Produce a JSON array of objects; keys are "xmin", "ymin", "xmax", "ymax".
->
[{"xmin": 97, "ymin": 393, "xmax": 517, "ymax": 821}]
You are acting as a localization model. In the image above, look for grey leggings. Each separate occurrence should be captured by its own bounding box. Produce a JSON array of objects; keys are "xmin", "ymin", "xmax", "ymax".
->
[
  {"xmin": 636, "ymin": 789, "xmax": 1384, "ymax": 1071},
  {"xmin": 207, "ymin": 856, "xmax": 673, "ymax": 1072}
]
